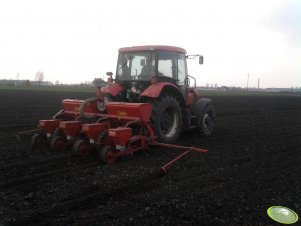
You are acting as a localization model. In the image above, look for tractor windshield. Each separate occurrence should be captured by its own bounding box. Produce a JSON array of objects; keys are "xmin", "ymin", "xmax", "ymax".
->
[{"xmin": 116, "ymin": 52, "xmax": 155, "ymax": 81}]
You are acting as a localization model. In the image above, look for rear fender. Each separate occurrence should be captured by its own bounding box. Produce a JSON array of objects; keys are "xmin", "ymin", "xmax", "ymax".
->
[
  {"xmin": 140, "ymin": 82, "xmax": 179, "ymax": 98},
  {"xmin": 141, "ymin": 83, "xmax": 186, "ymax": 108},
  {"xmin": 100, "ymin": 83, "xmax": 123, "ymax": 97}
]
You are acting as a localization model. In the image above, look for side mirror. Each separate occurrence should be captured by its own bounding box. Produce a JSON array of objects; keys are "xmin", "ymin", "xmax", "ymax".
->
[
  {"xmin": 106, "ymin": 72, "xmax": 113, "ymax": 76},
  {"xmin": 199, "ymin": 56, "xmax": 204, "ymax": 64}
]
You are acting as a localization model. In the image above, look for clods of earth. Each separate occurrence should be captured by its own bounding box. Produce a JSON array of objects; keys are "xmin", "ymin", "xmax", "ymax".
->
[{"xmin": 0, "ymin": 90, "xmax": 300, "ymax": 225}]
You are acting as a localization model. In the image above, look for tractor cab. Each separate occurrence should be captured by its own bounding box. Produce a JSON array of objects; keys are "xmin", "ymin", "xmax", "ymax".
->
[
  {"xmin": 116, "ymin": 46, "xmax": 188, "ymax": 86},
  {"xmin": 108, "ymin": 45, "xmax": 202, "ymax": 104}
]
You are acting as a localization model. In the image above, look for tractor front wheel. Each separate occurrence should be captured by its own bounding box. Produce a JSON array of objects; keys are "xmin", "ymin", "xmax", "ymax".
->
[
  {"xmin": 151, "ymin": 95, "xmax": 182, "ymax": 143},
  {"xmin": 196, "ymin": 103, "xmax": 215, "ymax": 136}
]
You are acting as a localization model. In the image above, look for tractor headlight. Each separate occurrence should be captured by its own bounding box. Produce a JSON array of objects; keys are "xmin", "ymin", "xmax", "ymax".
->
[{"xmin": 97, "ymin": 101, "xmax": 106, "ymax": 112}]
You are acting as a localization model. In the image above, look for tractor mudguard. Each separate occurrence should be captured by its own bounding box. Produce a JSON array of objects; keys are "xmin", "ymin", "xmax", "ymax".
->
[
  {"xmin": 140, "ymin": 82, "xmax": 179, "ymax": 98},
  {"xmin": 100, "ymin": 83, "xmax": 123, "ymax": 97}
]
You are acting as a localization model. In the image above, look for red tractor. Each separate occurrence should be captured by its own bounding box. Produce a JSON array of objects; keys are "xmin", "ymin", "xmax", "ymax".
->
[
  {"xmin": 21, "ymin": 45, "xmax": 215, "ymax": 173},
  {"xmin": 87, "ymin": 45, "xmax": 214, "ymax": 143}
]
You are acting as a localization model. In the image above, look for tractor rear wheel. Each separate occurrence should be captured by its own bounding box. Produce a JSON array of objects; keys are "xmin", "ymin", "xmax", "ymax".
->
[
  {"xmin": 151, "ymin": 95, "xmax": 182, "ymax": 143},
  {"xmin": 196, "ymin": 103, "xmax": 215, "ymax": 136}
]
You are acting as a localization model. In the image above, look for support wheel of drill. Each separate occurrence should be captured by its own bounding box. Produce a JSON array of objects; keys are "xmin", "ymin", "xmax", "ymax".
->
[
  {"xmin": 72, "ymin": 140, "xmax": 90, "ymax": 157},
  {"xmin": 50, "ymin": 136, "xmax": 67, "ymax": 151},
  {"xmin": 31, "ymin": 133, "xmax": 47, "ymax": 151},
  {"xmin": 97, "ymin": 145, "xmax": 116, "ymax": 165}
]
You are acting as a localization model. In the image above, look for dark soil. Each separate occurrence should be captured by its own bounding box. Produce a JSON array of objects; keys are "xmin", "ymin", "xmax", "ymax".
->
[{"xmin": 0, "ymin": 90, "xmax": 300, "ymax": 226}]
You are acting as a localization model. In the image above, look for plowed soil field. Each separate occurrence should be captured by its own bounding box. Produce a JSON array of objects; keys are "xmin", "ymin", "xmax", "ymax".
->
[{"xmin": 0, "ymin": 90, "xmax": 300, "ymax": 226}]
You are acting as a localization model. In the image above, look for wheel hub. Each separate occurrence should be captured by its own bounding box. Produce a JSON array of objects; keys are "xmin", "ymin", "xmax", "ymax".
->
[
  {"xmin": 78, "ymin": 143, "xmax": 90, "ymax": 156},
  {"xmin": 203, "ymin": 113, "xmax": 212, "ymax": 129},
  {"xmin": 161, "ymin": 107, "xmax": 177, "ymax": 137}
]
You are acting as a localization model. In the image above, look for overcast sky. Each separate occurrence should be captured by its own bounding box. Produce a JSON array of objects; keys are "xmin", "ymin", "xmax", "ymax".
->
[{"xmin": 0, "ymin": 0, "xmax": 300, "ymax": 88}]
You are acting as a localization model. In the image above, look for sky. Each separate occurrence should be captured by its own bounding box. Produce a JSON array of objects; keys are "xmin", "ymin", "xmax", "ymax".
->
[{"xmin": 0, "ymin": 0, "xmax": 300, "ymax": 88}]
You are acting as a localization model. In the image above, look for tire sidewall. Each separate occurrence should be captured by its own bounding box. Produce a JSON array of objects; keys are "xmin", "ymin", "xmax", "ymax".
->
[
  {"xmin": 196, "ymin": 102, "xmax": 215, "ymax": 136},
  {"xmin": 152, "ymin": 96, "xmax": 182, "ymax": 143}
]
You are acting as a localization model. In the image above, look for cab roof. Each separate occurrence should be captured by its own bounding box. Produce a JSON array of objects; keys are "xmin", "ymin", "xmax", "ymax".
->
[{"xmin": 118, "ymin": 45, "xmax": 187, "ymax": 54}]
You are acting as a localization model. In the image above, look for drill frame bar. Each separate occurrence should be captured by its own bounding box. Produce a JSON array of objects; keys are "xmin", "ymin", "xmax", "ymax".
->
[
  {"xmin": 149, "ymin": 142, "xmax": 208, "ymax": 174},
  {"xmin": 16, "ymin": 128, "xmax": 42, "ymax": 142}
]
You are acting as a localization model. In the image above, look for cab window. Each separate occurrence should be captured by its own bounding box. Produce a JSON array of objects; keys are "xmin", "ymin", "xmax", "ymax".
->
[{"xmin": 157, "ymin": 51, "xmax": 187, "ymax": 84}]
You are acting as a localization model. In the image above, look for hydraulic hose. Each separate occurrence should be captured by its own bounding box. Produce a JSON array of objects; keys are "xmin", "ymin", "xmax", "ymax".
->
[
  {"xmin": 52, "ymin": 109, "xmax": 64, "ymax": 119},
  {"xmin": 79, "ymin": 97, "xmax": 98, "ymax": 119}
]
